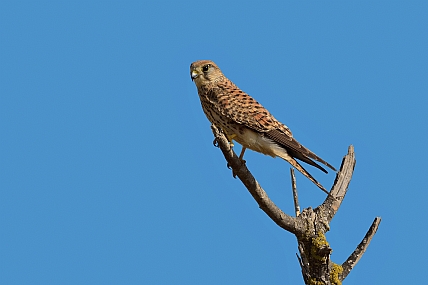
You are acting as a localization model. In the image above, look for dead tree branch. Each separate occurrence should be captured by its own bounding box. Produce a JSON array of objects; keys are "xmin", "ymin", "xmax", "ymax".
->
[
  {"xmin": 211, "ymin": 125, "xmax": 299, "ymax": 234},
  {"xmin": 210, "ymin": 124, "xmax": 381, "ymax": 284},
  {"xmin": 341, "ymin": 217, "xmax": 381, "ymax": 280},
  {"xmin": 290, "ymin": 168, "xmax": 301, "ymax": 217}
]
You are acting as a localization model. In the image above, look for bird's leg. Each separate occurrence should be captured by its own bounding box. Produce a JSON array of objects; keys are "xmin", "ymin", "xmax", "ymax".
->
[
  {"xmin": 238, "ymin": 147, "xmax": 247, "ymax": 162},
  {"xmin": 226, "ymin": 134, "xmax": 236, "ymax": 148},
  {"xmin": 229, "ymin": 146, "xmax": 247, "ymax": 179},
  {"xmin": 224, "ymin": 134, "xmax": 239, "ymax": 177},
  {"xmin": 233, "ymin": 147, "xmax": 247, "ymax": 177}
]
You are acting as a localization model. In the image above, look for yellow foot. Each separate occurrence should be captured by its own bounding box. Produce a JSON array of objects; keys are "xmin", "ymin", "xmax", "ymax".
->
[{"xmin": 226, "ymin": 134, "xmax": 237, "ymax": 148}]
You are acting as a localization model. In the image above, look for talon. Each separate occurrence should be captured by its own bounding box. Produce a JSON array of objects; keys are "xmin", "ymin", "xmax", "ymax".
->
[
  {"xmin": 213, "ymin": 138, "xmax": 219, "ymax": 147},
  {"xmin": 227, "ymin": 162, "xmax": 238, "ymax": 178}
]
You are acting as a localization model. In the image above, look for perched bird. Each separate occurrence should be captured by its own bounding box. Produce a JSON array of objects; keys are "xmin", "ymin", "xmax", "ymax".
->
[{"xmin": 190, "ymin": 60, "xmax": 336, "ymax": 193}]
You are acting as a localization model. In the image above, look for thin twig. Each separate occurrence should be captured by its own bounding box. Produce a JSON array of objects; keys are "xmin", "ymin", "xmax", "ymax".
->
[
  {"xmin": 341, "ymin": 217, "xmax": 382, "ymax": 280},
  {"xmin": 290, "ymin": 168, "xmax": 300, "ymax": 216},
  {"xmin": 297, "ymin": 243, "xmax": 310, "ymax": 284}
]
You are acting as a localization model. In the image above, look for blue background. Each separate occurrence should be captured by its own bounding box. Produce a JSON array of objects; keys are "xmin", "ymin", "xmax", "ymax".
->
[{"xmin": 1, "ymin": 1, "xmax": 427, "ymax": 284}]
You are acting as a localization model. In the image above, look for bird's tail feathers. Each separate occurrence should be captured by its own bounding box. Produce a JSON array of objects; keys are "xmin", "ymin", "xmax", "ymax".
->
[
  {"xmin": 278, "ymin": 153, "xmax": 329, "ymax": 194},
  {"xmin": 291, "ymin": 142, "xmax": 336, "ymax": 172},
  {"xmin": 287, "ymin": 149, "xmax": 328, "ymax": 174}
]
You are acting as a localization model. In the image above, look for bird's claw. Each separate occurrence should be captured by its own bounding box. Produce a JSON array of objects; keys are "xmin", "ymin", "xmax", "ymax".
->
[
  {"xmin": 227, "ymin": 159, "xmax": 246, "ymax": 179},
  {"xmin": 226, "ymin": 162, "xmax": 237, "ymax": 178},
  {"xmin": 213, "ymin": 138, "xmax": 219, "ymax": 147}
]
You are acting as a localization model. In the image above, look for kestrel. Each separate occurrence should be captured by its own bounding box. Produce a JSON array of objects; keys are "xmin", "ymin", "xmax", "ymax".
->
[{"xmin": 190, "ymin": 60, "xmax": 336, "ymax": 193}]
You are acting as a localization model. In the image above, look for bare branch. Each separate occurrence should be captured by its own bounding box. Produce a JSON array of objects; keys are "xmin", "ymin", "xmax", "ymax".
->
[
  {"xmin": 290, "ymin": 168, "xmax": 300, "ymax": 217},
  {"xmin": 210, "ymin": 126, "xmax": 380, "ymax": 284},
  {"xmin": 330, "ymin": 145, "xmax": 356, "ymax": 198},
  {"xmin": 319, "ymin": 145, "xmax": 356, "ymax": 223},
  {"xmin": 341, "ymin": 217, "xmax": 382, "ymax": 280},
  {"xmin": 210, "ymin": 125, "xmax": 299, "ymax": 234}
]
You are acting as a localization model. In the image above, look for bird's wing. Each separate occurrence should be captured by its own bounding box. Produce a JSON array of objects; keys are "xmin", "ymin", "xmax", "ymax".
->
[
  {"xmin": 208, "ymin": 80, "xmax": 290, "ymax": 133},
  {"xmin": 208, "ymin": 80, "xmax": 336, "ymax": 172},
  {"xmin": 265, "ymin": 129, "xmax": 336, "ymax": 172}
]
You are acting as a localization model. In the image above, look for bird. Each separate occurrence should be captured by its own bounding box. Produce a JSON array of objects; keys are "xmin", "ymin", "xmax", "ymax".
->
[{"xmin": 190, "ymin": 60, "xmax": 336, "ymax": 193}]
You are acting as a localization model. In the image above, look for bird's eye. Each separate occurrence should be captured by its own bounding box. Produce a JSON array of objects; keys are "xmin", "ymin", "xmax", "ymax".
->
[{"xmin": 202, "ymin": 64, "xmax": 211, "ymax": 72}]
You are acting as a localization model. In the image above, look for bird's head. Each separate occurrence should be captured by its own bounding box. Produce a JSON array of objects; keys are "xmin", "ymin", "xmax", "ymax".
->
[{"xmin": 190, "ymin": 60, "xmax": 223, "ymax": 88}]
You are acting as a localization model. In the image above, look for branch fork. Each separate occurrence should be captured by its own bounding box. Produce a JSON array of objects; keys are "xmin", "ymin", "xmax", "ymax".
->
[{"xmin": 210, "ymin": 125, "xmax": 381, "ymax": 284}]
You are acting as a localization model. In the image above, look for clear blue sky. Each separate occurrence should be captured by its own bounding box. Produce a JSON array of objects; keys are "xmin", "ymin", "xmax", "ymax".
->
[{"xmin": 1, "ymin": 1, "xmax": 427, "ymax": 284}]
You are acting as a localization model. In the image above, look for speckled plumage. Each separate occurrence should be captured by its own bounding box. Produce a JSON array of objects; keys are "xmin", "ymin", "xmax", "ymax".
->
[{"xmin": 190, "ymin": 60, "xmax": 335, "ymax": 192}]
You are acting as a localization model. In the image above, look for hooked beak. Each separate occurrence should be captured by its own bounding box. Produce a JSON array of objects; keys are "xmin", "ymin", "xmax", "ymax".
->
[{"xmin": 191, "ymin": 70, "xmax": 199, "ymax": 81}]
